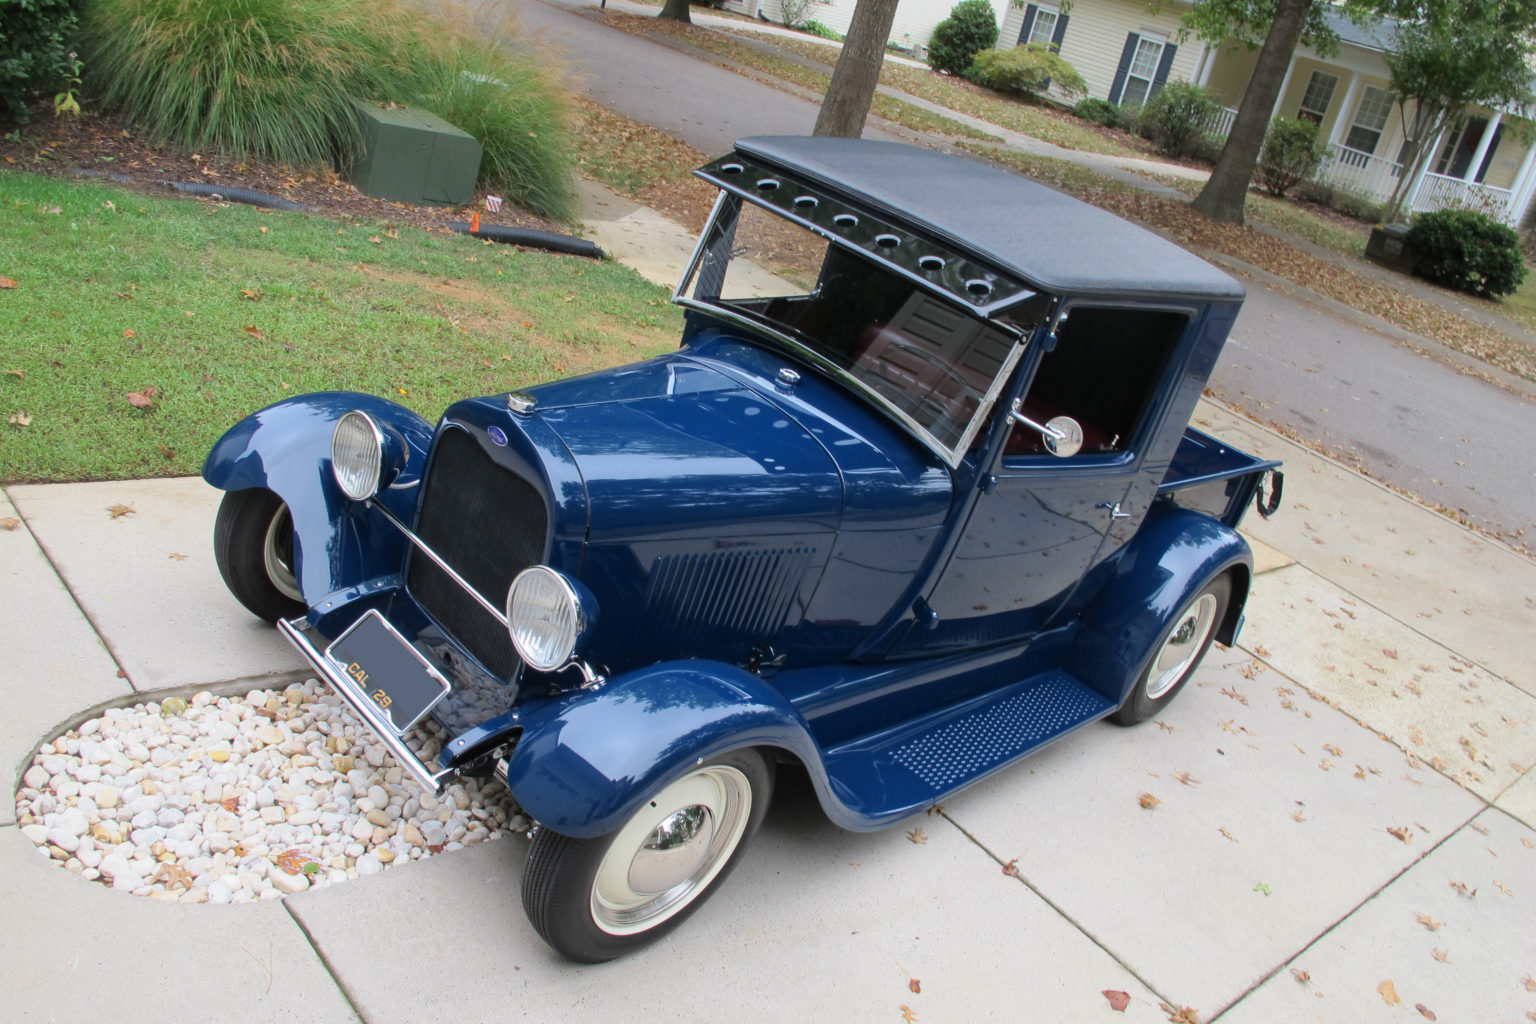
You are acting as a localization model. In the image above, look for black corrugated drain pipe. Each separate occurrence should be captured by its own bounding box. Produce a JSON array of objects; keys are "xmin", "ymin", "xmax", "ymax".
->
[{"xmin": 447, "ymin": 221, "xmax": 604, "ymax": 260}]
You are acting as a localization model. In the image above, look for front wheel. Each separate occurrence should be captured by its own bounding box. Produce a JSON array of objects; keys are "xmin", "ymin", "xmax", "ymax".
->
[
  {"xmin": 1111, "ymin": 573, "xmax": 1231, "ymax": 725},
  {"xmin": 213, "ymin": 488, "xmax": 306, "ymax": 623},
  {"xmin": 521, "ymin": 748, "xmax": 774, "ymax": 962}
]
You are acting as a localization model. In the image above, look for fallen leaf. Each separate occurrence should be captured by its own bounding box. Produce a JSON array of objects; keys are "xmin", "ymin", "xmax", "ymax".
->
[
  {"xmin": 106, "ymin": 503, "xmax": 134, "ymax": 519},
  {"xmin": 1291, "ymin": 809, "xmax": 1307, "ymax": 822},
  {"xmin": 1387, "ymin": 826, "xmax": 1412, "ymax": 844},
  {"xmin": 899, "ymin": 1006, "xmax": 918, "ymax": 1024},
  {"xmin": 1001, "ymin": 858, "xmax": 1020, "ymax": 877},
  {"xmin": 1290, "ymin": 968, "xmax": 1310, "ymax": 984},
  {"xmin": 150, "ymin": 862, "xmax": 194, "ymax": 890},
  {"xmin": 369, "ymin": 235, "xmax": 382, "ymax": 243},
  {"xmin": 168, "ymin": 552, "xmax": 187, "ymax": 561},
  {"xmin": 1324, "ymin": 744, "xmax": 1344, "ymax": 757},
  {"xmin": 1523, "ymin": 975, "xmax": 1536, "ymax": 992},
  {"xmin": 1103, "ymin": 989, "xmax": 1131, "ymax": 1012},
  {"xmin": 906, "ymin": 828, "xmax": 927, "ymax": 845},
  {"xmin": 1431, "ymin": 948, "xmax": 1449, "ymax": 963},
  {"xmin": 0, "ymin": 276, "xmax": 17, "ymax": 288},
  {"xmin": 1156, "ymin": 720, "xmax": 1174, "ymax": 732},
  {"xmin": 242, "ymin": 325, "xmax": 265, "ymax": 338},
  {"xmin": 157, "ymin": 445, "xmax": 176, "ymax": 461},
  {"xmin": 122, "ymin": 329, "xmax": 134, "ymax": 338},
  {"xmin": 220, "ymin": 796, "xmax": 238, "ymax": 813},
  {"xmin": 1158, "ymin": 1001, "xmax": 1199, "ymax": 1023},
  {"xmin": 0, "ymin": 516, "xmax": 18, "ymax": 530},
  {"xmin": 8, "ymin": 411, "xmax": 32, "ymax": 426},
  {"xmin": 240, "ymin": 287, "xmax": 261, "ymax": 300},
  {"xmin": 1253, "ymin": 882, "xmax": 1271, "ymax": 896},
  {"xmin": 1174, "ymin": 771, "xmax": 1201, "ymax": 787},
  {"xmin": 259, "ymin": 225, "xmax": 269, "ymax": 234},
  {"xmin": 1416, "ymin": 1003, "xmax": 1436, "ymax": 1021},
  {"xmin": 1219, "ymin": 827, "xmax": 1238, "ymax": 843},
  {"xmin": 1449, "ymin": 880, "xmax": 1476, "ymax": 898},
  {"xmin": 4, "ymin": 368, "xmax": 22, "ymax": 378},
  {"xmin": 274, "ymin": 849, "xmax": 307, "ymax": 876},
  {"xmin": 1495, "ymin": 881, "xmax": 1513, "ymax": 896},
  {"xmin": 1415, "ymin": 912, "xmax": 1442, "ymax": 931},
  {"xmin": 1139, "ymin": 792, "xmax": 1161, "ymax": 809},
  {"xmin": 1378, "ymin": 979, "xmax": 1402, "ymax": 1006},
  {"xmin": 1384, "ymin": 648, "xmax": 1399, "ymax": 659},
  {"xmin": 908, "ymin": 979, "xmax": 921, "ymax": 994}
]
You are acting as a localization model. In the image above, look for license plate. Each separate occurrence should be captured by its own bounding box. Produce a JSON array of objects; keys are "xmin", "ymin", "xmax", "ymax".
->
[{"xmin": 324, "ymin": 610, "xmax": 449, "ymax": 735}]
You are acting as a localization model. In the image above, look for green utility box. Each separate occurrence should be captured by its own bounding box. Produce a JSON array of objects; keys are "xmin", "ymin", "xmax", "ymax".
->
[{"xmin": 347, "ymin": 101, "xmax": 482, "ymax": 207}]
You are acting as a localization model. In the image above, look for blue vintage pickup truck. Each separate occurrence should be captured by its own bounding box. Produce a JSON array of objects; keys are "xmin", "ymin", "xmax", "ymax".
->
[{"xmin": 204, "ymin": 137, "xmax": 1281, "ymax": 961}]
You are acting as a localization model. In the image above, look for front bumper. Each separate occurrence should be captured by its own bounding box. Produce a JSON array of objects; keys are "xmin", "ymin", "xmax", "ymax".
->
[{"xmin": 278, "ymin": 615, "xmax": 455, "ymax": 794}]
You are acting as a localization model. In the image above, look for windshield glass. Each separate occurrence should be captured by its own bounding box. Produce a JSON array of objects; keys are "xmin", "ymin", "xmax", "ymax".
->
[{"xmin": 680, "ymin": 197, "xmax": 1025, "ymax": 458}]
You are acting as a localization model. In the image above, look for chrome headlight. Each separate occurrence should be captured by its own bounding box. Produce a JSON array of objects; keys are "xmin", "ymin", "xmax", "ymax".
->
[
  {"xmin": 331, "ymin": 410, "xmax": 385, "ymax": 501},
  {"xmin": 506, "ymin": 566, "xmax": 590, "ymax": 672}
]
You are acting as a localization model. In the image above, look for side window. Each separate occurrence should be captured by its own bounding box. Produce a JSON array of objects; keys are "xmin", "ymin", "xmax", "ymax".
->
[{"xmin": 1006, "ymin": 306, "xmax": 1188, "ymax": 458}]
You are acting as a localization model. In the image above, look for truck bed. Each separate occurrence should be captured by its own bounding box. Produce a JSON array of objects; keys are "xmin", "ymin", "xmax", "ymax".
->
[{"xmin": 1157, "ymin": 427, "xmax": 1282, "ymax": 528}]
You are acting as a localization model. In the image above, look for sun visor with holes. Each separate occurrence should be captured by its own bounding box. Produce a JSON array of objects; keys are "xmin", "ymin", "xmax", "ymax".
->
[{"xmin": 695, "ymin": 152, "xmax": 1038, "ymax": 320}]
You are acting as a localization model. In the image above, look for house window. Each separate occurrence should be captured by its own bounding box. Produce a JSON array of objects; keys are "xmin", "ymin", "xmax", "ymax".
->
[
  {"xmin": 1027, "ymin": 5, "xmax": 1059, "ymax": 47},
  {"xmin": 1344, "ymin": 86, "xmax": 1393, "ymax": 155},
  {"xmin": 1120, "ymin": 36, "xmax": 1166, "ymax": 107},
  {"xmin": 1298, "ymin": 71, "xmax": 1337, "ymax": 125}
]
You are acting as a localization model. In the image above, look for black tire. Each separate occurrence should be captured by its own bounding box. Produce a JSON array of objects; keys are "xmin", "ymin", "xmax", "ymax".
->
[
  {"xmin": 1111, "ymin": 573, "xmax": 1232, "ymax": 726},
  {"xmin": 521, "ymin": 748, "xmax": 774, "ymax": 963},
  {"xmin": 213, "ymin": 488, "xmax": 306, "ymax": 623}
]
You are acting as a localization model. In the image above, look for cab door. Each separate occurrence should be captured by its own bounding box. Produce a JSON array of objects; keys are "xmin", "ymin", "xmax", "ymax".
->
[{"xmin": 894, "ymin": 305, "xmax": 1193, "ymax": 656}]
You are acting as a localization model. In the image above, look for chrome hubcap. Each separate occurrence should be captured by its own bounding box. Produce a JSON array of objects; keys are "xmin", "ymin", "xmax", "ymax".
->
[
  {"xmin": 262, "ymin": 503, "xmax": 304, "ymax": 603},
  {"xmin": 1145, "ymin": 592, "xmax": 1219, "ymax": 700},
  {"xmin": 591, "ymin": 765, "xmax": 752, "ymax": 935}
]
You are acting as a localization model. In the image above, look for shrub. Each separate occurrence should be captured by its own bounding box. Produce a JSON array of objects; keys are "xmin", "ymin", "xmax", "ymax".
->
[
  {"xmin": 926, "ymin": 0, "xmax": 998, "ymax": 76},
  {"xmin": 1138, "ymin": 80, "xmax": 1221, "ymax": 159},
  {"xmin": 1, "ymin": 0, "xmax": 81, "ymax": 120},
  {"xmin": 1407, "ymin": 208, "xmax": 1527, "ymax": 298},
  {"xmin": 800, "ymin": 20, "xmax": 842, "ymax": 41},
  {"xmin": 77, "ymin": 0, "xmax": 573, "ymax": 219},
  {"xmin": 964, "ymin": 44, "xmax": 1086, "ymax": 102},
  {"xmin": 779, "ymin": 0, "xmax": 816, "ymax": 29},
  {"xmin": 1073, "ymin": 97, "xmax": 1120, "ymax": 128},
  {"xmin": 1257, "ymin": 117, "xmax": 1328, "ymax": 197}
]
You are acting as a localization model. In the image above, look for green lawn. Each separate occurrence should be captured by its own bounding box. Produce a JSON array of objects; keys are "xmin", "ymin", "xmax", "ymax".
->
[{"xmin": 0, "ymin": 172, "xmax": 682, "ymax": 483}]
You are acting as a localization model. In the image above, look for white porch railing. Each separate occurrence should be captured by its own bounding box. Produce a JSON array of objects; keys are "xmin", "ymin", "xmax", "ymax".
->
[
  {"xmin": 1412, "ymin": 173, "xmax": 1514, "ymax": 221},
  {"xmin": 1316, "ymin": 146, "xmax": 1403, "ymax": 200},
  {"xmin": 1204, "ymin": 106, "xmax": 1238, "ymax": 138}
]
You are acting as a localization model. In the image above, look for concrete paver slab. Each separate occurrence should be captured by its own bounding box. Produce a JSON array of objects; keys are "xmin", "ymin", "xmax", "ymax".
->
[
  {"xmin": 0, "ymin": 491, "xmax": 131, "ymax": 825},
  {"xmin": 1195, "ymin": 401, "xmax": 1536, "ymax": 697},
  {"xmin": 1494, "ymin": 768, "xmax": 1536, "ymax": 831},
  {"xmin": 8, "ymin": 478, "xmax": 304, "ymax": 693},
  {"xmin": 1242, "ymin": 563, "xmax": 1536, "ymax": 801},
  {"xmin": 0, "ymin": 826, "xmax": 358, "ymax": 1023},
  {"xmin": 1219, "ymin": 808, "xmax": 1536, "ymax": 1024},
  {"xmin": 576, "ymin": 177, "xmax": 698, "ymax": 290},
  {"xmin": 1242, "ymin": 532, "xmax": 1295, "ymax": 575},
  {"xmin": 290, "ymin": 783, "xmax": 1174, "ymax": 1022},
  {"xmin": 937, "ymin": 648, "xmax": 1484, "ymax": 1019}
]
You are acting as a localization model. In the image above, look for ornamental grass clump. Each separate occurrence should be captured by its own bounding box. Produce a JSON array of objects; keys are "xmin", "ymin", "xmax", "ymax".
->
[{"xmin": 77, "ymin": 0, "xmax": 574, "ymax": 219}]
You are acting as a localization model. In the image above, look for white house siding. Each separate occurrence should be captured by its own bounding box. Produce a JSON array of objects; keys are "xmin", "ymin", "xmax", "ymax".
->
[
  {"xmin": 999, "ymin": 0, "xmax": 1199, "ymax": 104},
  {"xmin": 728, "ymin": 0, "xmax": 1010, "ymax": 52}
]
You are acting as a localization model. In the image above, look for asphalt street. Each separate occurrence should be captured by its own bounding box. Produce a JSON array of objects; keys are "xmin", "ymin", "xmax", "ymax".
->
[{"xmin": 506, "ymin": 0, "xmax": 1536, "ymax": 550}]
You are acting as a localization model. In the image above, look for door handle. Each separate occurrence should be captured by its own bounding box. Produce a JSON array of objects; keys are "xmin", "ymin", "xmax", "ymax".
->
[{"xmin": 1098, "ymin": 502, "xmax": 1131, "ymax": 519}]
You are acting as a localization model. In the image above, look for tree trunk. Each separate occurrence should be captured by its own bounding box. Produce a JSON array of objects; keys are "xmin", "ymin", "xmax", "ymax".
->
[
  {"xmin": 1191, "ymin": 0, "xmax": 1313, "ymax": 224},
  {"xmin": 813, "ymin": 0, "xmax": 901, "ymax": 138},
  {"xmin": 658, "ymin": 0, "xmax": 692, "ymax": 25}
]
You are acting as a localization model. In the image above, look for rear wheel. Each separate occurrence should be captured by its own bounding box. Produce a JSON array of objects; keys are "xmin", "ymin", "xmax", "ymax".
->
[
  {"xmin": 1111, "ymin": 573, "xmax": 1231, "ymax": 725},
  {"xmin": 213, "ymin": 488, "xmax": 306, "ymax": 623},
  {"xmin": 521, "ymin": 748, "xmax": 774, "ymax": 962}
]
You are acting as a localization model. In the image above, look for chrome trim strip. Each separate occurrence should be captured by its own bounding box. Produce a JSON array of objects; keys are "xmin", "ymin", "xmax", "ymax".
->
[
  {"xmin": 277, "ymin": 616, "xmax": 453, "ymax": 794},
  {"xmin": 673, "ymin": 190, "xmax": 732, "ymax": 303},
  {"xmin": 369, "ymin": 500, "xmax": 510, "ymax": 628}
]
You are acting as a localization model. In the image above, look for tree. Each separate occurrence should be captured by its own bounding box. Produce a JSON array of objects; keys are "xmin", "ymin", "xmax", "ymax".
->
[
  {"xmin": 1183, "ymin": 0, "xmax": 1344, "ymax": 224},
  {"xmin": 1380, "ymin": 0, "xmax": 1536, "ymax": 221},
  {"xmin": 658, "ymin": 0, "xmax": 692, "ymax": 25},
  {"xmin": 814, "ymin": 0, "xmax": 900, "ymax": 138}
]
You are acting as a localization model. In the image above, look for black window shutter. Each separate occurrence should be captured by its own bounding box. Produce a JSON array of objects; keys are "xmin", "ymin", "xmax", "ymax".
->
[
  {"xmin": 1018, "ymin": 4, "xmax": 1038, "ymax": 46},
  {"xmin": 1150, "ymin": 43, "xmax": 1178, "ymax": 96},
  {"xmin": 1110, "ymin": 33, "xmax": 1139, "ymax": 104},
  {"xmin": 1051, "ymin": 14, "xmax": 1069, "ymax": 51}
]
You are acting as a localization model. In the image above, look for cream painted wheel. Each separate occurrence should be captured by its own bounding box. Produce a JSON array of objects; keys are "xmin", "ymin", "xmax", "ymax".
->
[
  {"xmin": 1112, "ymin": 574, "xmax": 1232, "ymax": 725},
  {"xmin": 521, "ymin": 748, "xmax": 773, "ymax": 963}
]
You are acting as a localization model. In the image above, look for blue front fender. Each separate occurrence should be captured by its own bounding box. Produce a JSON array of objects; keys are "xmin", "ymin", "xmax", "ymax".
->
[
  {"xmin": 498, "ymin": 661, "xmax": 828, "ymax": 839},
  {"xmin": 1067, "ymin": 505, "xmax": 1253, "ymax": 708},
  {"xmin": 201, "ymin": 393, "xmax": 435, "ymax": 604}
]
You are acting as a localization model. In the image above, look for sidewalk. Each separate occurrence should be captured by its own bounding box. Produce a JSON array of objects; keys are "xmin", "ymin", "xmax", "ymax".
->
[{"xmin": 4, "ymin": 190, "xmax": 1536, "ymax": 1023}]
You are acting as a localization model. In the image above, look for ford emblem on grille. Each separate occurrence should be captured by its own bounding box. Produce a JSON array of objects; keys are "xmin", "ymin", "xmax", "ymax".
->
[{"xmin": 487, "ymin": 426, "xmax": 509, "ymax": 446}]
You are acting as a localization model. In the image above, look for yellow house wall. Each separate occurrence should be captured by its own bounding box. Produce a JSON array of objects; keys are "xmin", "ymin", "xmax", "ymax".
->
[{"xmin": 999, "ymin": 0, "xmax": 1200, "ymax": 103}]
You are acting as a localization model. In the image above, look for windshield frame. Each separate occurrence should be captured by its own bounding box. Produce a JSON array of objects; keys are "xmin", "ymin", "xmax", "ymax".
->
[{"xmin": 673, "ymin": 191, "xmax": 1036, "ymax": 469}]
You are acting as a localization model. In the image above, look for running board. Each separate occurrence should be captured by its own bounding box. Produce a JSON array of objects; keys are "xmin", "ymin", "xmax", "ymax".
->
[{"xmin": 820, "ymin": 670, "xmax": 1114, "ymax": 826}]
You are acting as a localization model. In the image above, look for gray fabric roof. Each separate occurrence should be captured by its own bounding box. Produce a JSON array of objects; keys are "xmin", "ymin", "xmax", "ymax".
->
[{"xmin": 733, "ymin": 136, "xmax": 1244, "ymax": 301}]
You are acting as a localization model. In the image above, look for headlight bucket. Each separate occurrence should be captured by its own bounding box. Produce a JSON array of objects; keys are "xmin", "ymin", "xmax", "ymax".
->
[
  {"xmin": 331, "ymin": 411, "xmax": 386, "ymax": 501},
  {"xmin": 506, "ymin": 566, "xmax": 596, "ymax": 672}
]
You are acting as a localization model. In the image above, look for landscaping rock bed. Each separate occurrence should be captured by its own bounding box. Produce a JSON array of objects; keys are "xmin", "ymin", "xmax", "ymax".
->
[{"xmin": 13, "ymin": 680, "xmax": 527, "ymax": 902}]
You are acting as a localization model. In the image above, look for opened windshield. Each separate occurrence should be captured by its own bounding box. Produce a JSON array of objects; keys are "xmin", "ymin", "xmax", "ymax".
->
[{"xmin": 679, "ymin": 197, "xmax": 1025, "ymax": 460}]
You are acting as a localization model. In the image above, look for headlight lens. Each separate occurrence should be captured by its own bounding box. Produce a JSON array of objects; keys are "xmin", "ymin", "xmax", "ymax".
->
[
  {"xmin": 506, "ymin": 566, "xmax": 584, "ymax": 672},
  {"xmin": 331, "ymin": 411, "xmax": 384, "ymax": 501}
]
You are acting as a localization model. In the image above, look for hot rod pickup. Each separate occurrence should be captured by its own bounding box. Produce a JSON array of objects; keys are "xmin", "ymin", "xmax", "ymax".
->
[{"xmin": 204, "ymin": 136, "xmax": 1281, "ymax": 961}]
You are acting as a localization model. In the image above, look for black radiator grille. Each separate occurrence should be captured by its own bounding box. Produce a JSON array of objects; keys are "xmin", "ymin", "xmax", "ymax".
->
[{"xmin": 406, "ymin": 428, "xmax": 548, "ymax": 680}]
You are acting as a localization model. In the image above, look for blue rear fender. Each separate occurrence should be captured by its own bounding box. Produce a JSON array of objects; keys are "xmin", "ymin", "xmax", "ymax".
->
[
  {"xmin": 498, "ymin": 661, "xmax": 832, "ymax": 839},
  {"xmin": 1066, "ymin": 505, "xmax": 1253, "ymax": 708},
  {"xmin": 201, "ymin": 392, "xmax": 436, "ymax": 606}
]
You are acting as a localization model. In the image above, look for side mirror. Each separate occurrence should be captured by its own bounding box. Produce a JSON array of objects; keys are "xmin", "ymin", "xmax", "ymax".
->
[{"xmin": 1010, "ymin": 399, "xmax": 1083, "ymax": 458}]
